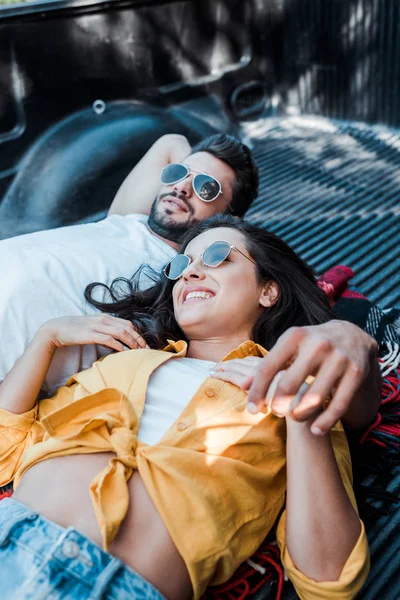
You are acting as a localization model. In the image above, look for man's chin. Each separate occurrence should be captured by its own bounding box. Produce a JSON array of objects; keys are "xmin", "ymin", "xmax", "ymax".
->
[
  {"xmin": 148, "ymin": 211, "xmax": 200, "ymax": 244},
  {"xmin": 156, "ymin": 210, "xmax": 193, "ymax": 228},
  {"xmin": 163, "ymin": 208, "xmax": 191, "ymax": 221}
]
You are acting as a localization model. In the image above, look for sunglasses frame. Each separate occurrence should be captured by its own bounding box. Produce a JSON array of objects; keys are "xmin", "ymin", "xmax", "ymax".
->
[
  {"xmin": 160, "ymin": 163, "xmax": 223, "ymax": 203},
  {"xmin": 163, "ymin": 240, "xmax": 257, "ymax": 280}
]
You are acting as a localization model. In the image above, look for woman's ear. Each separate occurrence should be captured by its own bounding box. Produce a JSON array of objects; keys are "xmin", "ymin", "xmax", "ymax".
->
[{"xmin": 259, "ymin": 281, "xmax": 279, "ymax": 307}]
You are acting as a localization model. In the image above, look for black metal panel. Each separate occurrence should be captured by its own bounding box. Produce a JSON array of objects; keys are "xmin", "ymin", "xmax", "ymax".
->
[
  {"xmin": 0, "ymin": 0, "xmax": 260, "ymax": 237},
  {"xmin": 0, "ymin": 101, "xmax": 217, "ymax": 238},
  {"xmin": 0, "ymin": 0, "xmax": 251, "ymax": 179}
]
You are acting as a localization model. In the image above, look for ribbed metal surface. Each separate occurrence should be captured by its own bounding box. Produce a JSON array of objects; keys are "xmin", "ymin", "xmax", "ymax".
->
[
  {"xmin": 276, "ymin": 0, "xmax": 400, "ymax": 127},
  {"xmin": 244, "ymin": 116, "xmax": 400, "ymax": 309},
  {"xmin": 360, "ymin": 466, "xmax": 400, "ymax": 600}
]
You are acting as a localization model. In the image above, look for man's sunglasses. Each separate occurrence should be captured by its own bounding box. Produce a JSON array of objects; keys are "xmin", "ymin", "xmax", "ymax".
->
[
  {"xmin": 163, "ymin": 240, "xmax": 257, "ymax": 280},
  {"xmin": 160, "ymin": 163, "xmax": 223, "ymax": 203}
]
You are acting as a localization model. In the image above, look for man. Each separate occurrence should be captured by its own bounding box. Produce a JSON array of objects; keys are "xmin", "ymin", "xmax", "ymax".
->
[
  {"xmin": 108, "ymin": 133, "xmax": 257, "ymax": 231},
  {"xmin": 0, "ymin": 133, "xmax": 258, "ymax": 395},
  {"xmin": 0, "ymin": 132, "xmax": 381, "ymax": 436}
]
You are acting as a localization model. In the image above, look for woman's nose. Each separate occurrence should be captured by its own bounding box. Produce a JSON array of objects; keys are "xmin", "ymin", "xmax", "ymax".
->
[{"xmin": 182, "ymin": 258, "xmax": 205, "ymax": 280}]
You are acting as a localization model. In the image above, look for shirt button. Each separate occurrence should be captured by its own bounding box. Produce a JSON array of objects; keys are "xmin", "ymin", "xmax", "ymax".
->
[
  {"xmin": 177, "ymin": 422, "xmax": 187, "ymax": 431},
  {"xmin": 205, "ymin": 388, "xmax": 215, "ymax": 398},
  {"xmin": 62, "ymin": 540, "xmax": 80, "ymax": 559}
]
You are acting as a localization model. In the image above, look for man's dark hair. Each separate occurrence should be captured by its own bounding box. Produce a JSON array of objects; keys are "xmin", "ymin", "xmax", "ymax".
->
[{"xmin": 190, "ymin": 134, "xmax": 259, "ymax": 217}]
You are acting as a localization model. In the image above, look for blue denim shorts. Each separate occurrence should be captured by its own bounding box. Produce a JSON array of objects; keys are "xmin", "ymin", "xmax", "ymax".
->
[{"xmin": 0, "ymin": 497, "xmax": 166, "ymax": 600}]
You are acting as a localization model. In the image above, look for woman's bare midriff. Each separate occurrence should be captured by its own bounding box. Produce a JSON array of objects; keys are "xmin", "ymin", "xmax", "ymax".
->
[{"xmin": 13, "ymin": 453, "xmax": 193, "ymax": 600}]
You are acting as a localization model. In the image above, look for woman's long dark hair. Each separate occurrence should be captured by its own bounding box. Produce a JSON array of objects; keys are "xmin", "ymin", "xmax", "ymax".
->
[{"xmin": 85, "ymin": 215, "xmax": 334, "ymax": 349}]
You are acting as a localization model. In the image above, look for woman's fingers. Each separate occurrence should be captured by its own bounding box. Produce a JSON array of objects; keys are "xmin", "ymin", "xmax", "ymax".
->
[
  {"xmin": 48, "ymin": 315, "xmax": 148, "ymax": 349},
  {"xmin": 95, "ymin": 316, "xmax": 147, "ymax": 348},
  {"xmin": 209, "ymin": 357, "xmax": 263, "ymax": 390},
  {"xmin": 210, "ymin": 367, "xmax": 253, "ymax": 389},
  {"xmin": 212, "ymin": 357, "xmax": 262, "ymax": 373},
  {"xmin": 91, "ymin": 333, "xmax": 126, "ymax": 353},
  {"xmin": 93, "ymin": 323, "xmax": 146, "ymax": 350}
]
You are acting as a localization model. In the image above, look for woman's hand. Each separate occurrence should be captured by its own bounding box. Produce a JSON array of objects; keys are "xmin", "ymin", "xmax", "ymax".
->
[
  {"xmin": 0, "ymin": 315, "xmax": 148, "ymax": 415},
  {"xmin": 40, "ymin": 315, "xmax": 148, "ymax": 352},
  {"xmin": 209, "ymin": 356, "xmax": 264, "ymax": 391}
]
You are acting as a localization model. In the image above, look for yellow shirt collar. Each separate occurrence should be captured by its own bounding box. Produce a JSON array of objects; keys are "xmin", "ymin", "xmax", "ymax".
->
[{"xmin": 162, "ymin": 339, "xmax": 267, "ymax": 361}]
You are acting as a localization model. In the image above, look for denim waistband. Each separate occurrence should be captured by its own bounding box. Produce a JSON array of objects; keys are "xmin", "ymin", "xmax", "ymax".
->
[{"xmin": 0, "ymin": 497, "xmax": 165, "ymax": 600}]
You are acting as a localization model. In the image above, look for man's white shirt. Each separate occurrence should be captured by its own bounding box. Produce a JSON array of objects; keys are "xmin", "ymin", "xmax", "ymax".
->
[{"xmin": 0, "ymin": 214, "xmax": 176, "ymax": 394}]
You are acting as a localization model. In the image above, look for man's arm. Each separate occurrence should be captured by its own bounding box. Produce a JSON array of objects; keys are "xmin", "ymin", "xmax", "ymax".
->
[
  {"xmin": 246, "ymin": 320, "xmax": 382, "ymax": 434},
  {"xmin": 108, "ymin": 134, "xmax": 192, "ymax": 216}
]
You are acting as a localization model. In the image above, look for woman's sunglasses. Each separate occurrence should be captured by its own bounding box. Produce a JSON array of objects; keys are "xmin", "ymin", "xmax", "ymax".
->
[
  {"xmin": 163, "ymin": 240, "xmax": 257, "ymax": 280},
  {"xmin": 160, "ymin": 163, "xmax": 223, "ymax": 203}
]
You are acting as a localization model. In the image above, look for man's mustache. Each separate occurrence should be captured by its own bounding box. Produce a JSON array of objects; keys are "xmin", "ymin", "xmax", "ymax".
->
[{"xmin": 158, "ymin": 192, "xmax": 193, "ymax": 215}]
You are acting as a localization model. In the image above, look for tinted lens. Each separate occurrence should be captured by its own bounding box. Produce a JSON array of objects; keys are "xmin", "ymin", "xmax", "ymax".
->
[
  {"xmin": 193, "ymin": 174, "xmax": 221, "ymax": 202},
  {"xmin": 161, "ymin": 164, "xmax": 189, "ymax": 185},
  {"xmin": 203, "ymin": 241, "xmax": 231, "ymax": 266},
  {"xmin": 164, "ymin": 254, "xmax": 190, "ymax": 279}
]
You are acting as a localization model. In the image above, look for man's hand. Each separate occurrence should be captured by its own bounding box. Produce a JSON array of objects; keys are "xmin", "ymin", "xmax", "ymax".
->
[
  {"xmin": 246, "ymin": 321, "xmax": 381, "ymax": 434},
  {"xmin": 210, "ymin": 321, "xmax": 381, "ymax": 434}
]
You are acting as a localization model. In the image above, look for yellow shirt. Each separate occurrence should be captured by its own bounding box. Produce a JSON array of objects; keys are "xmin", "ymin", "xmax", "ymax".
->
[{"xmin": 0, "ymin": 340, "xmax": 369, "ymax": 599}]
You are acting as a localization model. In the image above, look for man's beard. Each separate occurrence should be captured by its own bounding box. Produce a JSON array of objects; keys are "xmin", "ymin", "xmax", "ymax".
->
[{"xmin": 147, "ymin": 193, "xmax": 201, "ymax": 244}]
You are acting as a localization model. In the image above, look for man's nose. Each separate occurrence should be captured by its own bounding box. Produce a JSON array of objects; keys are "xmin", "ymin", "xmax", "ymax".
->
[{"xmin": 174, "ymin": 175, "xmax": 193, "ymax": 197}]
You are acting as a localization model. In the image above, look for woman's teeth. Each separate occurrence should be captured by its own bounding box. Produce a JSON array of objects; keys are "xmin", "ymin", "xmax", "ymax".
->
[{"xmin": 185, "ymin": 291, "xmax": 214, "ymax": 302}]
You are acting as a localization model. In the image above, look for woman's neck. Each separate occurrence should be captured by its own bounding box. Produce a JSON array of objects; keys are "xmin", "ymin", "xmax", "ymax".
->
[{"xmin": 186, "ymin": 335, "xmax": 251, "ymax": 362}]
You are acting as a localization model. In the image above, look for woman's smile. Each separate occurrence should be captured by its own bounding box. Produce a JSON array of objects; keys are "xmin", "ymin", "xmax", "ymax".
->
[{"xmin": 182, "ymin": 286, "xmax": 216, "ymax": 303}]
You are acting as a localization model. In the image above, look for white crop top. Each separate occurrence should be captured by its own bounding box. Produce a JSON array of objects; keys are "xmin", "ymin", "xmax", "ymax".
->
[{"xmin": 138, "ymin": 357, "xmax": 216, "ymax": 445}]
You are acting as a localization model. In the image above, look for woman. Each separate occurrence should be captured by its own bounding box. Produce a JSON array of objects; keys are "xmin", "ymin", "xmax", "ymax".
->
[{"xmin": 0, "ymin": 215, "xmax": 370, "ymax": 600}]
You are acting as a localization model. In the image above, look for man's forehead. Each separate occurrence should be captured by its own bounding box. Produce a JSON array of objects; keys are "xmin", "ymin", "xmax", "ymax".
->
[{"xmin": 184, "ymin": 151, "xmax": 234, "ymax": 180}]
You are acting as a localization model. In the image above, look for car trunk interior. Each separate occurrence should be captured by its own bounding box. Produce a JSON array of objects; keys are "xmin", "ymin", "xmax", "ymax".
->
[{"xmin": 0, "ymin": 1, "xmax": 399, "ymax": 598}]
